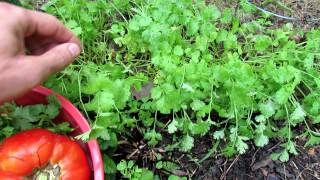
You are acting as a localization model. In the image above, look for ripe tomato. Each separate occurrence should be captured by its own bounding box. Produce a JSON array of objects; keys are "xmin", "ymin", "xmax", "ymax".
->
[{"xmin": 0, "ymin": 128, "xmax": 90, "ymax": 180}]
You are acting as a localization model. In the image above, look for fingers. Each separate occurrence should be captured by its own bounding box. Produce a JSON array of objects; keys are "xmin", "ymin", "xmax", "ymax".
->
[
  {"xmin": 31, "ymin": 43, "xmax": 81, "ymax": 75},
  {"xmin": 0, "ymin": 43, "xmax": 80, "ymax": 101},
  {"xmin": 28, "ymin": 42, "xmax": 60, "ymax": 55},
  {"xmin": 0, "ymin": 2, "xmax": 80, "ymax": 54},
  {"xmin": 0, "ymin": 3, "xmax": 82, "ymax": 101},
  {"xmin": 22, "ymin": 8, "xmax": 80, "ymax": 45},
  {"xmin": 22, "ymin": 7, "xmax": 82, "ymax": 58},
  {"xmin": 0, "ymin": 2, "xmax": 79, "ymax": 45}
]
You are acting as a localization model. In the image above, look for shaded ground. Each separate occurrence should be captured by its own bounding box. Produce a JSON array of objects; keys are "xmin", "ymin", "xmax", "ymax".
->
[
  {"xmin": 194, "ymin": 139, "xmax": 320, "ymax": 180},
  {"xmin": 252, "ymin": 0, "xmax": 320, "ymax": 21},
  {"xmin": 208, "ymin": 0, "xmax": 320, "ymax": 29},
  {"xmin": 115, "ymin": 127, "xmax": 320, "ymax": 180},
  {"xmin": 252, "ymin": 0, "xmax": 320, "ymax": 29}
]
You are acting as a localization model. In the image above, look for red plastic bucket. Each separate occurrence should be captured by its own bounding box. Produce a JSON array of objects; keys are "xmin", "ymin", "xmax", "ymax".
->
[{"xmin": 14, "ymin": 86, "xmax": 104, "ymax": 180}]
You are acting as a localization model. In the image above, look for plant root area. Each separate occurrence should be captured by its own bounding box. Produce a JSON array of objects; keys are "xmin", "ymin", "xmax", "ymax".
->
[{"xmin": 113, "ymin": 126, "xmax": 320, "ymax": 179}]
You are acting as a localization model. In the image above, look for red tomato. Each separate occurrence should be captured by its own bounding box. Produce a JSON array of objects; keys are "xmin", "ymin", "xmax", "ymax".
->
[{"xmin": 0, "ymin": 129, "xmax": 90, "ymax": 180}]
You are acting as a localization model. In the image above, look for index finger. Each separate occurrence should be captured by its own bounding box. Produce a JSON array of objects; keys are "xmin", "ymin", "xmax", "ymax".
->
[{"xmin": 22, "ymin": 8, "xmax": 80, "ymax": 46}]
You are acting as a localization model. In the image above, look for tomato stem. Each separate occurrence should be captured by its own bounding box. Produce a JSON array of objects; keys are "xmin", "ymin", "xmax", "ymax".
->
[{"xmin": 25, "ymin": 164, "xmax": 60, "ymax": 180}]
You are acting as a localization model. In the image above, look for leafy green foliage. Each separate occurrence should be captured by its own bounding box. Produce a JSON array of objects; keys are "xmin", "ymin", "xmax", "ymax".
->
[
  {"xmin": 0, "ymin": 95, "xmax": 73, "ymax": 141},
  {"xmin": 180, "ymin": 134, "xmax": 194, "ymax": 152},
  {"xmin": 117, "ymin": 160, "xmax": 154, "ymax": 180},
  {"xmin": 168, "ymin": 175, "xmax": 188, "ymax": 180},
  {"xmin": 144, "ymin": 129, "xmax": 162, "ymax": 146},
  {"xmin": 42, "ymin": 0, "xmax": 320, "ymax": 178}
]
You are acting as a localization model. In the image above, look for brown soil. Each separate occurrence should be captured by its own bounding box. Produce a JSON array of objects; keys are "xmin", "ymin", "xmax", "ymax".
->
[
  {"xmin": 252, "ymin": 0, "xmax": 320, "ymax": 29},
  {"xmin": 114, "ymin": 127, "xmax": 320, "ymax": 180},
  {"xmin": 194, "ymin": 139, "xmax": 320, "ymax": 180},
  {"xmin": 208, "ymin": 0, "xmax": 320, "ymax": 29}
]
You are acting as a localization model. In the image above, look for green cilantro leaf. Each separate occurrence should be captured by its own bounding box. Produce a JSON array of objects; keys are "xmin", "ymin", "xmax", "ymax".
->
[
  {"xmin": 190, "ymin": 99, "xmax": 205, "ymax": 111},
  {"xmin": 254, "ymin": 35, "xmax": 272, "ymax": 51},
  {"xmin": 236, "ymin": 136, "xmax": 249, "ymax": 154},
  {"xmin": 85, "ymin": 91, "xmax": 115, "ymax": 112},
  {"xmin": 287, "ymin": 140, "xmax": 298, "ymax": 155},
  {"xmin": 221, "ymin": 8, "xmax": 232, "ymax": 24},
  {"xmin": 290, "ymin": 106, "xmax": 306, "ymax": 126},
  {"xmin": 173, "ymin": 45, "xmax": 184, "ymax": 56},
  {"xmin": 189, "ymin": 120, "xmax": 211, "ymax": 136},
  {"xmin": 274, "ymin": 84, "xmax": 295, "ymax": 104},
  {"xmin": 213, "ymin": 130, "xmax": 225, "ymax": 140},
  {"xmin": 144, "ymin": 129, "xmax": 162, "ymax": 146},
  {"xmin": 259, "ymin": 100, "xmax": 276, "ymax": 118},
  {"xmin": 305, "ymin": 133, "xmax": 320, "ymax": 147},
  {"xmin": 168, "ymin": 119, "xmax": 179, "ymax": 134},
  {"xmin": 201, "ymin": 5, "xmax": 221, "ymax": 21},
  {"xmin": 254, "ymin": 134, "xmax": 269, "ymax": 147},
  {"xmin": 180, "ymin": 134, "xmax": 194, "ymax": 152},
  {"xmin": 279, "ymin": 150, "xmax": 289, "ymax": 162}
]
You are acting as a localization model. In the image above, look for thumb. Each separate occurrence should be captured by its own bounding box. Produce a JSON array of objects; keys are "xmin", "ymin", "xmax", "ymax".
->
[
  {"xmin": 34, "ymin": 43, "xmax": 81, "ymax": 74},
  {"xmin": 0, "ymin": 43, "xmax": 80, "ymax": 101}
]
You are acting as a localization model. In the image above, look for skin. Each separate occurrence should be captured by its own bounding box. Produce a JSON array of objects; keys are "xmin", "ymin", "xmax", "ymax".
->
[{"xmin": 0, "ymin": 2, "xmax": 81, "ymax": 102}]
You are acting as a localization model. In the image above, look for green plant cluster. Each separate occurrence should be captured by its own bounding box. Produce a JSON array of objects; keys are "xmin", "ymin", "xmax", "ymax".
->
[
  {"xmin": 41, "ymin": 0, "xmax": 319, "ymax": 178},
  {"xmin": 0, "ymin": 95, "xmax": 73, "ymax": 141}
]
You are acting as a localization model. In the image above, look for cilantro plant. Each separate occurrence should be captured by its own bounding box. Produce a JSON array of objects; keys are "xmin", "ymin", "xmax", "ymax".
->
[
  {"xmin": 116, "ymin": 160, "xmax": 154, "ymax": 180},
  {"xmin": 42, "ymin": 0, "xmax": 320, "ymax": 179},
  {"xmin": 0, "ymin": 95, "xmax": 73, "ymax": 141}
]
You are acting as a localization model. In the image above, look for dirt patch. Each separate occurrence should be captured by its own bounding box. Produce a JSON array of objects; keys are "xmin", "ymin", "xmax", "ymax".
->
[
  {"xmin": 114, "ymin": 127, "xmax": 320, "ymax": 180},
  {"xmin": 194, "ymin": 139, "xmax": 320, "ymax": 180},
  {"xmin": 207, "ymin": 0, "xmax": 320, "ymax": 29},
  {"xmin": 252, "ymin": 0, "xmax": 320, "ymax": 20},
  {"xmin": 252, "ymin": 0, "xmax": 320, "ymax": 29}
]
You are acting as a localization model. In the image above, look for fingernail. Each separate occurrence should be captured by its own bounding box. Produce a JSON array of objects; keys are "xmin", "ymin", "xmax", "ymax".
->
[{"xmin": 68, "ymin": 43, "xmax": 80, "ymax": 57}]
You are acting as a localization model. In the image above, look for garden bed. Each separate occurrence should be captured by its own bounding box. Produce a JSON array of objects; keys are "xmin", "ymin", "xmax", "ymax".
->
[{"xmin": 113, "ymin": 125, "xmax": 320, "ymax": 179}]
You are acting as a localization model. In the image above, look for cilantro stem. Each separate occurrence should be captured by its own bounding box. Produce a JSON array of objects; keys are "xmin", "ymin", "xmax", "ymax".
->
[
  {"xmin": 52, "ymin": 4, "xmax": 66, "ymax": 22},
  {"xmin": 183, "ymin": 110, "xmax": 191, "ymax": 122},
  {"xmin": 153, "ymin": 111, "xmax": 158, "ymax": 130},
  {"xmin": 77, "ymin": 67, "xmax": 90, "ymax": 120},
  {"xmin": 301, "ymin": 80, "xmax": 313, "ymax": 92},
  {"xmin": 109, "ymin": 2, "xmax": 128, "ymax": 23},
  {"xmin": 178, "ymin": 66, "xmax": 186, "ymax": 93},
  {"xmin": 296, "ymin": 86, "xmax": 306, "ymax": 97},
  {"xmin": 284, "ymin": 104, "xmax": 291, "ymax": 142},
  {"xmin": 299, "ymin": 69, "xmax": 320, "ymax": 81},
  {"xmin": 208, "ymin": 78, "xmax": 214, "ymax": 121},
  {"xmin": 247, "ymin": 106, "xmax": 255, "ymax": 131},
  {"xmin": 233, "ymin": 103, "xmax": 239, "ymax": 138},
  {"xmin": 198, "ymin": 140, "xmax": 220, "ymax": 164},
  {"xmin": 60, "ymin": 79, "xmax": 68, "ymax": 95}
]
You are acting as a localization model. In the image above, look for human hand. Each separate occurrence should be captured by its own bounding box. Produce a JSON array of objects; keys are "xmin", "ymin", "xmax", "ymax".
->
[{"xmin": 0, "ymin": 2, "xmax": 81, "ymax": 101}]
